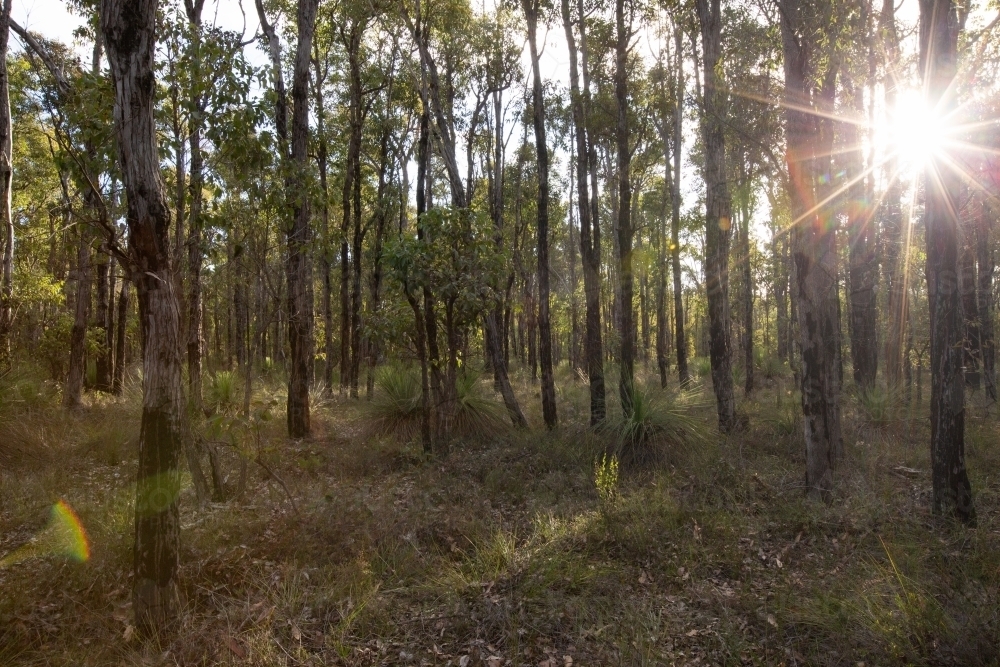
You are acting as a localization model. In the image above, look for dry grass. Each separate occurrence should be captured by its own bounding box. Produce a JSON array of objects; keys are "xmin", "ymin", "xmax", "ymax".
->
[{"xmin": 1, "ymin": 363, "xmax": 998, "ymax": 666}]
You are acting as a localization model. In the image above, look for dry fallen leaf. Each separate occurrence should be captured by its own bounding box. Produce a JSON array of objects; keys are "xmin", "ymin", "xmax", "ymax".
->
[
  {"xmin": 291, "ymin": 624, "xmax": 301, "ymax": 641},
  {"xmin": 487, "ymin": 656, "xmax": 503, "ymax": 667},
  {"xmin": 459, "ymin": 656, "xmax": 471, "ymax": 667},
  {"xmin": 767, "ymin": 614, "xmax": 777, "ymax": 628},
  {"xmin": 686, "ymin": 629, "xmax": 699, "ymax": 637},
  {"xmin": 226, "ymin": 636, "xmax": 246, "ymax": 659},
  {"xmin": 563, "ymin": 657, "xmax": 573, "ymax": 666},
  {"xmin": 122, "ymin": 624, "xmax": 134, "ymax": 642}
]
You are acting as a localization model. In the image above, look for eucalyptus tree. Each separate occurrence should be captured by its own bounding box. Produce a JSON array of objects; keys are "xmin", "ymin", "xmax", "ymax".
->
[
  {"xmin": 399, "ymin": 0, "xmax": 526, "ymax": 435},
  {"xmin": 777, "ymin": 0, "xmax": 845, "ymax": 500},
  {"xmin": 561, "ymin": 0, "xmax": 606, "ymax": 425},
  {"xmin": 102, "ymin": 0, "xmax": 184, "ymax": 629},
  {"xmin": 522, "ymin": 0, "xmax": 557, "ymax": 429},
  {"xmin": 256, "ymin": 0, "xmax": 320, "ymax": 437},
  {"xmin": 695, "ymin": 0, "xmax": 737, "ymax": 431},
  {"xmin": 614, "ymin": 0, "xmax": 637, "ymax": 416},
  {"xmin": 0, "ymin": 0, "xmax": 12, "ymax": 361},
  {"xmin": 919, "ymin": 0, "xmax": 975, "ymax": 522}
]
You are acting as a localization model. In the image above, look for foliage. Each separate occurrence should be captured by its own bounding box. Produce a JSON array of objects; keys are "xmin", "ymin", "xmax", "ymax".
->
[
  {"xmin": 206, "ymin": 371, "xmax": 240, "ymax": 415},
  {"xmin": 856, "ymin": 383, "xmax": 906, "ymax": 431},
  {"xmin": 594, "ymin": 453, "xmax": 619, "ymax": 505},
  {"xmin": 602, "ymin": 383, "xmax": 708, "ymax": 467}
]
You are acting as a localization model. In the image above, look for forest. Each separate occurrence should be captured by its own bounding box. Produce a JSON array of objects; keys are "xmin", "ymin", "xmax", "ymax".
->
[{"xmin": 1, "ymin": 0, "xmax": 999, "ymax": 663}]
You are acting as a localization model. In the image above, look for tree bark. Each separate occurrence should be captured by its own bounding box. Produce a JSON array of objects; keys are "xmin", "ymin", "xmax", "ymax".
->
[
  {"xmin": 524, "ymin": 0, "xmax": 557, "ymax": 429},
  {"xmin": 185, "ymin": 0, "xmax": 206, "ymax": 415},
  {"xmin": 845, "ymin": 80, "xmax": 878, "ymax": 390},
  {"xmin": 779, "ymin": 0, "xmax": 843, "ymax": 500},
  {"xmin": 562, "ymin": 0, "xmax": 605, "ymax": 425},
  {"xmin": 113, "ymin": 276, "xmax": 129, "ymax": 394},
  {"xmin": 314, "ymin": 46, "xmax": 334, "ymax": 394},
  {"xmin": 614, "ymin": 0, "xmax": 636, "ymax": 417},
  {"xmin": 671, "ymin": 26, "xmax": 689, "ymax": 386},
  {"xmin": 919, "ymin": 0, "xmax": 974, "ymax": 522},
  {"xmin": 95, "ymin": 251, "xmax": 112, "ymax": 390},
  {"xmin": 696, "ymin": 0, "xmax": 737, "ymax": 431},
  {"xmin": 102, "ymin": 0, "xmax": 184, "ymax": 629},
  {"xmin": 976, "ymin": 198, "xmax": 995, "ymax": 400},
  {"xmin": 0, "ymin": 0, "xmax": 13, "ymax": 361},
  {"xmin": 65, "ymin": 227, "xmax": 90, "ymax": 408},
  {"xmin": 285, "ymin": 0, "xmax": 319, "ymax": 437}
]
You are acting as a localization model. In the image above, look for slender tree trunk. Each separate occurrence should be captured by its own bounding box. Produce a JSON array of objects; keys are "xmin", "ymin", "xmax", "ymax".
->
[
  {"xmin": 285, "ymin": 0, "xmax": 319, "ymax": 437},
  {"xmin": 614, "ymin": 0, "xmax": 636, "ymax": 417},
  {"xmin": 0, "ymin": 0, "xmax": 13, "ymax": 361},
  {"xmin": 313, "ymin": 47, "xmax": 334, "ymax": 394},
  {"xmin": 524, "ymin": 0, "xmax": 557, "ymax": 429},
  {"xmin": 739, "ymin": 200, "xmax": 754, "ymax": 395},
  {"xmin": 113, "ymin": 276, "xmax": 129, "ymax": 394},
  {"xmin": 185, "ymin": 0, "xmax": 206, "ymax": 415},
  {"xmin": 960, "ymin": 235, "xmax": 981, "ymax": 388},
  {"xmin": 103, "ymin": 0, "xmax": 184, "ymax": 629},
  {"xmin": 95, "ymin": 251, "xmax": 112, "ymax": 390},
  {"xmin": 920, "ymin": 0, "xmax": 974, "ymax": 522},
  {"xmin": 65, "ymin": 228, "xmax": 90, "ymax": 408},
  {"xmin": 845, "ymin": 82, "xmax": 878, "ymax": 390},
  {"xmin": 977, "ymin": 199, "xmax": 995, "ymax": 400},
  {"xmin": 671, "ymin": 26, "xmax": 688, "ymax": 386},
  {"xmin": 696, "ymin": 0, "xmax": 737, "ymax": 431},
  {"xmin": 562, "ymin": 0, "xmax": 605, "ymax": 425}
]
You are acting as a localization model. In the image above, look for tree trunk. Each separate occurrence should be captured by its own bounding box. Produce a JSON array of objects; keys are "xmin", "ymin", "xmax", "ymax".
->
[
  {"xmin": 65, "ymin": 228, "xmax": 90, "ymax": 408},
  {"xmin": 614, "ymin": 0, "xmax": 636, "ymax": 417},
  {"xmin": 780, "ymin": 0, "xmax": 843, "ymax": 500},
  {"xmin": 845, "ymin": 81, "xmax": 878, "ymax": 390},
  {"xmin": 185, "ymin": 0, "xmax": 206, "ymax": 415},
  {"xmin": 671, "ymin": 26, "xmax": 689, "ymax": 386},
  {"xmin": 314, "ymin": 47, "xmax": 334, "ymax": 394},
  {"xmin": 696, "ymin": 0, "xmax": 737, "ymax": 431},
  {"xmin": 562, "ymin": 0, "xmax": 605, "ymax": 426},
  {"xmin": 524, "ymin": 0, "xmax": 557, "ymax": 429},
  {"xmin": 113, "ymin": 276, "xmax": 129, "ymax": 394},
  {"xmin": 285, "ymin": 0, "xmax": 319, "ymax": 437},
  {"xmin": 0, "ymin": 0, "xmax": 13, "ymax": 361},
  {"xmin": 976, "ymin": 198, "xmax": 995, "ymax": 400},
  {"xmin": 919, "ymin": 0, "xmax": 974, "ymax": 522},
  {"xmin": 739, "ymin": 199, "xmax": 754, "ymax": 395},
  {"xmin": 94, "ymin": 251, "xmax": 112, "ymax": 391},
  {"xmin": 102, "ymin": 0, "xmax": 184, "ymax": 629}
]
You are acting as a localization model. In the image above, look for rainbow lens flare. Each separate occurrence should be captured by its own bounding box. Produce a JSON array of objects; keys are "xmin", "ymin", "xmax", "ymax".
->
[{"xmin": 0, "ymin": 499, "xmax": 90, "ymax": 568}]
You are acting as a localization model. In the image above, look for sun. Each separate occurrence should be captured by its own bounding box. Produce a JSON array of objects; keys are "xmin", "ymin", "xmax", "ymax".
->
[{"xmin": 887, "ymin": 89, "xmax": 948, "ymax": 170}]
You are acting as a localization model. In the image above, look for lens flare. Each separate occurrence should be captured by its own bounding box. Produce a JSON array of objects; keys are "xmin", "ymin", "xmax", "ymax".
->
[{"xmin": 0, "ymin": 499, "xmax": 90, "ymax": 568}]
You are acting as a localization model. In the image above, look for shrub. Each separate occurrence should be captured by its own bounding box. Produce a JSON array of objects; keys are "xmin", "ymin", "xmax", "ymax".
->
[
  {"xmin": 602, "ymin": 382, "xmax": 707, "ymax": 467},
  {"xmin": 363, "ymin": 365, "xmax": 422, "ymax": 440},
  {"xmin": 452, "ymin": 372, "xmax": 507, "ymax": 436},
  {"xmin": 694, "ymin": 356, "xmax": 712, "ymax": 378},
  {"xmin": 207, "ymin": 370, "xmax": 241, "ymax": 414}
]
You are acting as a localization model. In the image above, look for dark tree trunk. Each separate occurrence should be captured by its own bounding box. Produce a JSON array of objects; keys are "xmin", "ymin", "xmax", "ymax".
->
[
  {"xmin": 780, "ymin": 0, "xmax": 843, "ymax": 500},
  {"xmin": 285, "ymin": 0, "xmax": 319, "ymax": 437},
  {"xmin": 0, "ymin": 0, "xmax": 13, "ymax": 361},
  {"xmin": 976, "ymin": 199, "xmax": 995, "ymax": 400},
  {"xmin": 739, "ymin": 199, "xmax": 754, "ymax": 396},
  {"xmin": 95, "ymin": 251, "xmax": 112, "ymax": 391},
  {"xmin": 113, "ymin": 276, "xmax": 129, "ymax": 394},
  {"xmin": 65, "ymin": 228, "xmax": 90, "ymax": 408},
  {"xmin": 562, "ymin": 0, "xmax": 605, "ymax": 426},
  {"xmin": 314, "ymin": 46, "xmax": 334, "ymax": 394},
  {"xmin": 920, "ymin": 0, "xmax": 974, "ymax": 522},
  {"xmin": 696, "ymin": 0, "xmax": 737, "ymax": 431},
  {"xmin": 845, "ymin": 78, "xmax": 878, "ymax": 390},
  {"xmin": 524, "ymin": 0, "xmax": 557, "ymax": 429},
  {"xmin": 614, "ymin": 0, "xmax": 635, "ymax": 417},
  {"xmin": 671, "ymin": 26, "xmax": 688, "ymax": 386},
  {"xmin": 185, "ymin": 0, "xmax": 206, "ymax": 415},
  {"xmin": 102, "ymin": 0, "xmax": 184, "ymax": 629},
  {"xmin": 961, "ymin": 236, "xmax": 981, "ymax": 388}
]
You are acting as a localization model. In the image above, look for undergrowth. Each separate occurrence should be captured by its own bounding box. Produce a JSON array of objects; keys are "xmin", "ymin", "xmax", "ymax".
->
[{"xmin": 0, "ymin": 363, "xmax": 997, "ymax": 666}]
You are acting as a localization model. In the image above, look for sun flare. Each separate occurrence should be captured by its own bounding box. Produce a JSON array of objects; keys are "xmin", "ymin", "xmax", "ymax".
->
[{"xmin": 887, "ymin": 89, "xmax": 948, "ymax": 170}]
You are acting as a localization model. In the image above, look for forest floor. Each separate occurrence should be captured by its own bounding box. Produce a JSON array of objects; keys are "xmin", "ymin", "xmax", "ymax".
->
[{"xmin": 1, "ymin": 364, "xmax": 1000, "ymax": 666}]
